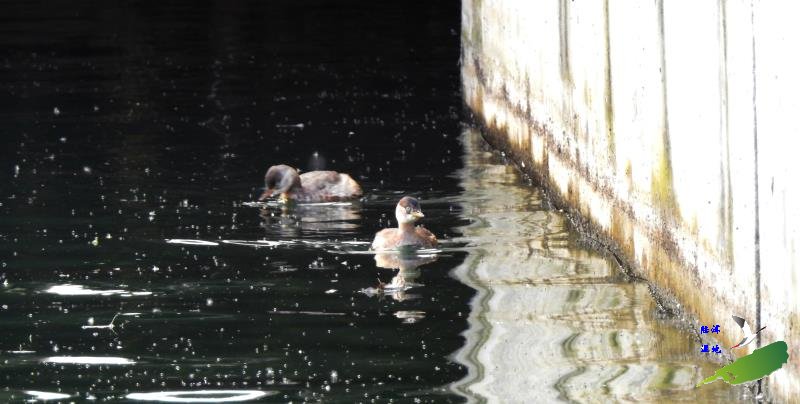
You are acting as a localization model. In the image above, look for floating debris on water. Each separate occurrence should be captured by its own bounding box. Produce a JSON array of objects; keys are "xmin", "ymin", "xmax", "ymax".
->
[{"xmin": 81, "ymin": 313, "xmax": 122, "ymax": 333}]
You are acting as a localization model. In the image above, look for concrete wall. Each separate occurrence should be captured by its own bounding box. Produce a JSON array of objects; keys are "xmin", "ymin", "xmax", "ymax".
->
[{"xmin": 461, "ymin": 0, "xmax": 799, "ymax": 401}]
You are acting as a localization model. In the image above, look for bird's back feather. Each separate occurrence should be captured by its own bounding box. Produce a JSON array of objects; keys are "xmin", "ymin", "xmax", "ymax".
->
[
  {"xmin": 296, "ymin": 170, "xmax": 362, "ymax": 201},
  {"xmin": 414, "ymin": 226, "xmax": 438, "ymax": 248}
]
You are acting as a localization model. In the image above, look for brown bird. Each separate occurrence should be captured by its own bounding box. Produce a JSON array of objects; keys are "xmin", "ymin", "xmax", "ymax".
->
[
  {"xmin": 258, "ymin": 164, "xmax": 362, "ymax": 203},
  {"xmin": 371, "ymin": 196, "xmax": 438, "ymax": 250}
]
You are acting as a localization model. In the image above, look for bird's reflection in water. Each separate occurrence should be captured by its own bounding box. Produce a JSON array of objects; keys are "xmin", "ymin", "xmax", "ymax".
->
[
  {"xmin": 362, "ymin": 252, "xmax": 438, "ymax": 302},
  {"xmin": 258, "ymin": 201, "xmax": 362, "ymax": 238}
]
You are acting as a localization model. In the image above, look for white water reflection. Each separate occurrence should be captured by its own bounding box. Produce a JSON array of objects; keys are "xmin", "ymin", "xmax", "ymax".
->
[
  {"xmin": 42, "ymin": 356, "xmax": 135, "ymax": 365},
  {"xmin": 329, "ymin": 248, "xmax": 442, "ymax": 256},
  {"xmin": 44, "ymin": 284, "xmax": 152, "ymax": 297},
  {"xmin": 126, "ymin": 390, "xmax": 272, "ymax": 402},
  {"xmin": 166, "ymin": 239, "xmax": 220, "ymax": 246},
  {"xmin": 24, "ymin": 390, "xmax": 71, "ymax": 401},
  {"xmin": 167, "ymin": 238, "xmax": 450, "ymax": 256},
  {"xmin": 395, "ymin": 310, "xmax": 426, "ymax": 324},
  {"xmin": 220, "ymin": 239, "xmax": 287, "ymax": 247}
]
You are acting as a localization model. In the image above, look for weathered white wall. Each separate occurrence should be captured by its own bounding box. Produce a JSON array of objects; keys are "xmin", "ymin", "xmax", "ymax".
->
[{"xmin": 461, "ymin": 0, "xmax": 799, "ymax": 401}]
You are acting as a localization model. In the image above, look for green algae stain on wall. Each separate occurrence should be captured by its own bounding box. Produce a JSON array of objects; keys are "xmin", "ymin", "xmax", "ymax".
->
[
  {"xmin": 651, "ymin": 133, "xmax": 679, "ymax": 217},
  {"xmin": 697, "ymin": 341, "xmax": 789, "ymax": 387}
]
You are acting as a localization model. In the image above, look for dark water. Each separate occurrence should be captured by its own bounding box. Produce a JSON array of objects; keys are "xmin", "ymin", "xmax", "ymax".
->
[
  {"xmin": 0, "ymin": 1, "xmax": 753, "ymax": 403},
  {"xmin": 0, "ymin": 1, "xmax": 468, "ymax": 402}
]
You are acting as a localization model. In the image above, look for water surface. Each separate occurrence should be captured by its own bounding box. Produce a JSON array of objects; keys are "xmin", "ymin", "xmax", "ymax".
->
[{"xmin": 0, "ymin": 1, "xmax": 752, "ymax": 402}]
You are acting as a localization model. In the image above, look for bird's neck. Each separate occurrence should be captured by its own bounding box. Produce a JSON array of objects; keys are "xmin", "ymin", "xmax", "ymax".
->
[
  {"xmin": 287, "ymin": 175, "xmax": 303, "ymax": 193},
  {"xmin": 398, "ymin": 222, "xmax": 415, "ymax": 233},
  {"xmin": 287, "ymin": 185, "xmax": 308, "ymax": 200}
]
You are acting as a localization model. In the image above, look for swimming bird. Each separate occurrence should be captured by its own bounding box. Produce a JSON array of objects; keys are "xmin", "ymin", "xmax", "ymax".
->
[
  {"xmin": 730, "ymin": 315, "xmax": 766, "ymax": 349},
  {"xmin": 371, "ymin": 196, "xmax": 437, "ymax": 250},
  {"xmin": 258, "ymin": 164, "xmax": 362, "ymax": 203}
]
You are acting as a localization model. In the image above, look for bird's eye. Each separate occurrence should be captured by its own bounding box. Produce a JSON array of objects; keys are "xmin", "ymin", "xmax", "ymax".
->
[{"xmin": 406, "ymin": 207, "xmax": 412, "ymax": 214}]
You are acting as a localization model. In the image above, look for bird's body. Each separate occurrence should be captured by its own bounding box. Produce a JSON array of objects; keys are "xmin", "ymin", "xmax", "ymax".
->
[
  {"xmin": 294, "ymin": 170, "xmax": 362, "ymax": 202},
  {"xmin": 731, "ymin": 315, "xmax": 766, "ymax": 349},
  {"xmin": 371, "ymin": 196, "xmax": 438, "ymax": 250},
  {"xmin": 371, "ymin": 226, "xmax": 438, "ymax": 250},
  {"xmin": 258, "ymin": 164, "xmax": 362, "ymax": 202}
]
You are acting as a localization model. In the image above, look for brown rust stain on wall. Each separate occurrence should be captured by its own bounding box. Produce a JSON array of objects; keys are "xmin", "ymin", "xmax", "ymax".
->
[
  {"xmin": 462, "ymin": 52, "xmax": 745, "ymax": 350},
  {"xmin": 610, "ymin": 208, "xmax": 634, "ymax": 260},
  {"xmin": 652, "ymin": 0, "xmax": 680, "ymax": 220}
]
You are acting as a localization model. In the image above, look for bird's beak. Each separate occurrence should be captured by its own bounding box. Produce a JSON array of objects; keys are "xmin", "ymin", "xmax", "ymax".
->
[
  {"xmin": 257, "ymin": 189, "xmax": 273, "ymax": 202},
  {"xmin": 411, "ymin": 210, "xmax": 424, "ymax": 218}
]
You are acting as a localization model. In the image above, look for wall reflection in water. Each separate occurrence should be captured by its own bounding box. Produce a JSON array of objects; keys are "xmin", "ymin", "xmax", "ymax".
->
[{"xmin": 450, "ymin": 129, "xmax": 749, "ymax": 402}]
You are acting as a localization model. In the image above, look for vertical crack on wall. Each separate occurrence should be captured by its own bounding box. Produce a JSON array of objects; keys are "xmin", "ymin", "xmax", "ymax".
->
[
  {"xmin": 603, "ymin": 0, "xmax": 616, "ymax": 168},
  {"xmin": 719, "ymin": 0, "xmax": 735, "ymax": 270},
  {"xmin": 653, "ymin": 0, "xmax": 678, "ymax": 217},
  {"xmin": 749, "ymin": 0, "xmax": 761, "ymax": 350},
  {"xmin": 559, "ymin": 0, "xmax": 572, "ymax": 86},
  {"xmin": 749, "ymin": 0, "xmax": 763, "ymax": 397}
]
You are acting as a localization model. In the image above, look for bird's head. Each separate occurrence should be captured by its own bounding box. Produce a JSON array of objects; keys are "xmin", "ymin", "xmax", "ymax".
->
[
  {"xmin": 395, "ymin": 196, "xmax": 424, "ymax": 225},
  {"xmin": 259, "ymin": 165, "xmax": 301, "ymax": 201}
]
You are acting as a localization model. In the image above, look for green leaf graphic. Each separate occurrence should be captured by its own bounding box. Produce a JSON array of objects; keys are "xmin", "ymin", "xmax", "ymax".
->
[{"xmin": 697, "ymin": 341, "xmax": 789, "ymax": 387}]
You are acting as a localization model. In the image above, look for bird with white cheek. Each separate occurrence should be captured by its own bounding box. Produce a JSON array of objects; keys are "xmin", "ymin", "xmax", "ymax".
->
[{"xmin": 371, "ymin": 196, "xmax": 438, "ymax": 251}]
